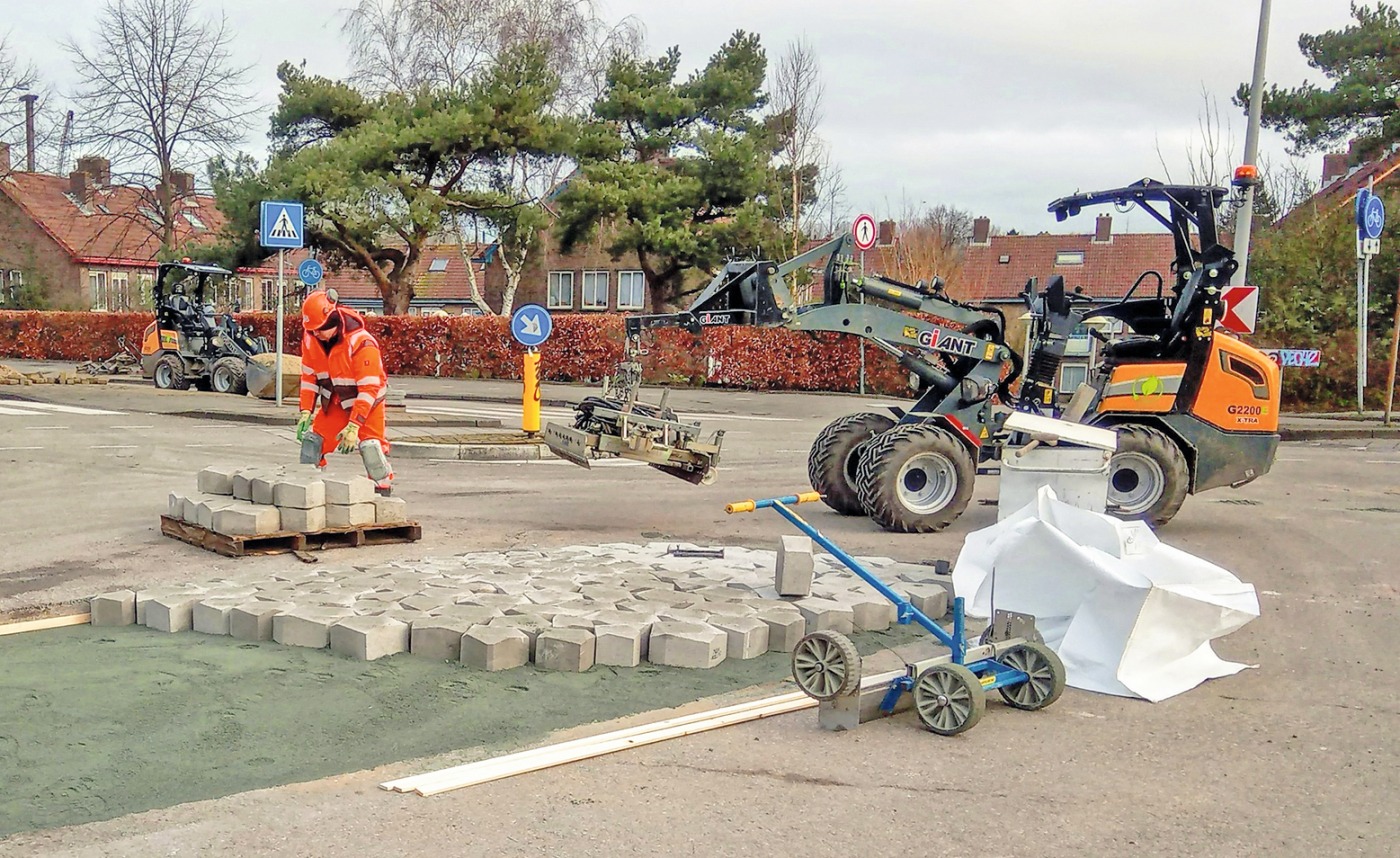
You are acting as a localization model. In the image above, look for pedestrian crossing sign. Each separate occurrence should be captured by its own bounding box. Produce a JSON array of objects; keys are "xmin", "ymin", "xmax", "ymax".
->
[{"xmin": 260, "ymin": 200, "xmax": 305, "ymax": 249}]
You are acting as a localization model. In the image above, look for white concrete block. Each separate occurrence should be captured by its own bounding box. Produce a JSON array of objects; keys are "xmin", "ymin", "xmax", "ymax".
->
[
  {"xmin": 212, "ymin": 504, "xmax": 282, "ymax": 536},
  {"xmin": 410, "ymin": 617, "xmax": 474, "ymax": 661},
  {"xmin": 197, "ymin": 466, "xmax": 235, "ymax": 496},
  {"xmin": 755, "ymin": 608, "xmax": 806, "ymax": 652},
  {"xmin": 776, "ymin": 534, "xmax": 814, "ymax": 597},
  {"xmin": 326, "ymin": 503, "xmax": 375, "ymax": 528},
  {"xmin": 145, "ymin": 593, "xmax": 201, "ymax": 632},
  {"xmin": 648, "ymin": 621, "xmax": 727, "ymax": 669},
  {"xmin": 845, "ymin": 594, "xmax": 897, "ymax": 632},
  {"xmin": 904, "ymin": 584, "xmax": 950, "ymax": 620},
  {"xmin": 273, "ymin": 478, "xmax": 326, "ymax": 510},
  {"xmin": 711, "ymin": 616, "xmax": 770, "ymax": 660},
  {"xmin": 90, "ymin": 590, "xmax": 136, "ymax": 626},
  {"xmin": 250, "ymin": 473, "xmax": 283, "ymax": 506},
  {"xmin": 192, "ymin": 496, "xmax": 240, "ymax": 529},
  {"xmin": 324, "ymin": 475, "xmax": 375, "ymax": 505},
  {"xmin": 488, "ymin": 615, "xmax": 550, "ymax": 658},
  {"xmin": 373, "ymin": 496, "xmax": 407, "ymax": 524},
  {"xmin": 461, "ymin": 625, "xmax": 531, "ymax": 671},
  {"xmin": 273, "ymin": 608, "xmax": 351, "ymax": 648},
  {"xmin": 536, "ymin": 628, "xmax": 596, "ymax": 672},
  {"xmin": 795, "ymin": 597, "xmax": 855, "ymax": 635},
  {"xmin": 280, "ymin": 505, "xmax": 327, "ymax": 533},
  {"xmin": 330, "ymin": 615, "xmax": 410, "ymax": 660},
  {"xmin": 193, "ymin": 597, "xmax": 248, "ymax": 635},
  {"xmin": 231, "ymin": 469, "xmax": 265, "ymax": 501},
  {"xmin": 594, "ymin": 625, "xmax": 648, "ymax": 667},
  {"xmin": 168, "ymin": 492, "xmax": 188, "ymax": 520}
]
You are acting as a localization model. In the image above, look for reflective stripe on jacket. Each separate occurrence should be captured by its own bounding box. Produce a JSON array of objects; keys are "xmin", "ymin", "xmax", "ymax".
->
[{"xmin": 297, "ymin": 309, "xmax": 388, "ymax": 425}]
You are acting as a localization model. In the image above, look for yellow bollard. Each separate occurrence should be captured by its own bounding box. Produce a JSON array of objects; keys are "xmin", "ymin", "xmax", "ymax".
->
[{"xmin": 523, "ymin": 349, "xmax": 541, "ymax": 434}]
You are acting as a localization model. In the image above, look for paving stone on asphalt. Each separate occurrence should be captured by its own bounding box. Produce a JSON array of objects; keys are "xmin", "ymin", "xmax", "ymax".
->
[
  {"xmin": 648, "ymin": 621, "xmax": 727, "ymax": 669},
  {"xmin": 192, "ymin": 597, "xmax": 248, "ymax": 635},
  {"xmin": 460, "ymin": 625, "xmax": 530, "ymax": 671},
  {"xmin": 754, "ymin": 608, "xmax": 807, "ymax": 652},
  {"xmin": 776, "ymin": 534, "xmax": 815, "ymax": 597},
  {"xmin": 90, "ymin": 590, "xmax": 136, "ymax": 627},
  {"xmin": 594, "ymin": 625, "xmax": 648, "ymax": 667},
  {"xmin": 229, "ymin": 602, "xmax": 289, "ymax": 641},
  {"xmin": 273, "ymin": 608, "xmax": 353, "ymax": 648},
  {"xmin": 535, "ymin": 628, "xmax": 596, "ymax": 672},
  {"xmin": 409, "ymin": 617, "xmax": 476, "ymax": 661},
  {"xmin": 330, "ymin": 615, "xmax": 410, "ymax": 661},
  {"xmin": 323, "ymin": 476, "xmax": 376, "ymax": 505},
  {"xmin": 196, "ymin": 466, "xmax": 236, "ymax": 495},
  {"xmin": 794, "ymin": 597, "xmax": 855, "ymax": 635},
  {"xmin": 711, "ymin": 616, "xmax": 770, "ymax": 660}
]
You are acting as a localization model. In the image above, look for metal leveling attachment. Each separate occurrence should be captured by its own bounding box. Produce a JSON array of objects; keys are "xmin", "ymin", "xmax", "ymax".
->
[
  {"xmin": 544, "ymin": 389, "xmax": 724, "ymax": 485},
  {"xmin": 726, "ymin": 492, "xmax": 1067, "ymax": 736}
]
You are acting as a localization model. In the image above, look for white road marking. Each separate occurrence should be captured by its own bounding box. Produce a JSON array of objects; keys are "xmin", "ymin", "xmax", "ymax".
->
[
  {"xmin": 1, "ymin": 401, "xmax": 124, "ymax": 416},
  {"xmin": 1365, "ymin": 460, "xmax": 1400, "ymax": 464},
  {"xmin": 185, "ymin": 443, "xmax": 235, "ymax": 448},
  {"xmin": 0, "ymin": 446, "xmax": 44, "ymax": 451},
  {"xmin": 109, "ymin": 424, "xmax": 154, "ymax": 429},
  {"xmin": 91, "ymin": 445, "xmax": 139, "ymax": 449},
  {"xmin": 0, "ymin": 405, "xmax": 42, "ymax": 416}
]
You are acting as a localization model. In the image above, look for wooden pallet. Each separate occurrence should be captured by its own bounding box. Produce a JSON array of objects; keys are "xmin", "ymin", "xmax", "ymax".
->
[{"xmin": 159, "ymin": 515, "xmax": 422, "ymax": 558}]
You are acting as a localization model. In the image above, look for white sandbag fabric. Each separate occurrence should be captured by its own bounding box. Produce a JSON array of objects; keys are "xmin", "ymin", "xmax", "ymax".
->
[{"xmin": 953, "ymin": 486, "xmax": 1259, "ymax": 702}]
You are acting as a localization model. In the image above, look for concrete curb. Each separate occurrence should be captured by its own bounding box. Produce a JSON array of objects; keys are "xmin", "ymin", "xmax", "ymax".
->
[
  {"xmin": 393, "ymin": 441, "xmax": 554, "ymax": 461},
  {"xmin": 408, "ymin": 391, "xmax": 578, "ymax": 408},
  {"xmin": 168, "ymin": 410, "xmax": 501, "ymax": 429},
  {"xmin": 1280, "ymin": 426, "xmax": 1400, "ymax": 441}
]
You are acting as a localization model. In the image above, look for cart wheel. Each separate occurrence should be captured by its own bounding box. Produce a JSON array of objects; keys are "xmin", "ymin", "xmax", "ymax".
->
[
  {"xmin": 913, "ymin": 663, "xmax": 986, "ymax": 735},
  {"xmin": 791, "ymin": 631, "xmax": 861, "ymax": 701},
  {"xmin": 996, "ymin": 642, "xmax": 1066, "ymax": 711}
]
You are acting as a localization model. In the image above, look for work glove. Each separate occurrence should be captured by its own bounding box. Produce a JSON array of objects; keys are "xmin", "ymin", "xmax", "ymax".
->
[
  {"xmin": 295, "ymin": 410, "xmax": 313, "ymax": 441},
  {"xmin": 336, "ymin": 422, "xmax": 361, "ymax": 454}
]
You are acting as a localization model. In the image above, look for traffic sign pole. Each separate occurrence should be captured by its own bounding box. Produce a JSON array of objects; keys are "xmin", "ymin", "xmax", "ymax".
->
[
  {"xmin": 1386, "ymin": 273, "xmax": 1400, "ymax": 426},
  {"xmin": 259, "ymin": 200, "xmax": 305, "ymax": 410},
  {"xmin": 276, "ymin": 249, "xmax": 285, "ymax": 406}
]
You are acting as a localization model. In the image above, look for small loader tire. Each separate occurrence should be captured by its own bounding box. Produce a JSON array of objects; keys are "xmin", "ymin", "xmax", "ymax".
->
[
  {"xmin": 153, "ymin": 354, "xmax": 190, "ymax": 391},
  {"xmin": 211, "ymin": 357, "xmax": 248, "ymax": 395},
  {"xmin": 1106, "ymin": 424, "xmax": 1189, "ymax": 527},
  {"xmin": 807, "ymin": 412, "xmax": 896, "ymax": 515},
  {"xmin": 856, "ymin": 423, "xmax": 975, "ymax": 533}
]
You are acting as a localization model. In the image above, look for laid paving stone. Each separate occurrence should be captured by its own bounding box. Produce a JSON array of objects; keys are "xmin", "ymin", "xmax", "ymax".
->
[
  {"xmin": 594, "ymin": 624, "xmax": 648, "ymax": 667},
  {"xmin": 400, "ymin": 593, "xmax": 455, "ymax": 613},
  {"xmin": 535, "ymin": 628, "xmax": 596, "ymax": 672},
  {"xmin": 658, "ymin": 607, "xmax": 712, "ymax": 624},
  {"xmin": 281, "ymin": 505, "xmax": 327, "ymax": 533},
  {"xmin": 330, "ymin": 615, "xmax": 410, "ymax": 661},
  {"xmin": 691, "ymin": 585, "xmax": 748, "ymax": 603},
  {"xmin": 192, "ymin": 597, "xmax": 248, "ymax": 635},
  {"xmin": 578, "ymin": 585, "xmax": 634, "ymax": 604},
  {"xmin": 585, "ymin": 609, "xmax": 655, "ymax": 630},
  {"xmin": 197, "ymin": 466, "xmax": 236, "ymax": 495},
  {"xmin": 702, "ymin": 601, "xmax": 757, "ymax": 619},
  {"xmin": 844, "ymin": 594, "xmax": 897, "ymax": 632},
  {"xmin": 273, "ymin": 477, "xmax": 326, "ymax": 510},
  {"xmin": 525, "ymin": 589, "xmax": 585, "ymax": 606},
  {"xmin": 488, "ymin": 615, "xmax": 551, "ymax": 658},
  {"xmin": 230, "ymin": 602, "xmax": 289, "ymax": 641},
  {"xmin": 794, "ymin": 597, "xmax": 855, "ymax": 635},
  {"xmin": 551, "ymin": 614, "xmax": 595, "ymax": 630},
  {"xmin": 212, "ymin": 504, "xmax": 281, "ymax": 537},
  {"xmin": 373, "ymin": 496, "xmax": 408, "ymax": 524},
  {"xmin": 324, "ymin": 476, "xmax": 376, "ymax": 505},
  {"xmin": 776, "ymin": 534, "xmax": 815, "ymax": 597},
  {"xmin": 410, "ymin": 617, "xmax": 475, "ymax": 661},
  {"xmin": 755, "ymin": 608, "xmax": 807, "ymax": 652},
  {"xmin": 376, "ymin": 607, "xmax": 434, "ymax": 626},
  {"xmin": 711, "ymin": 616, "xmax": 770, "ymax": 660},
  {"xmin": 326, "ymin": 503, "xmax": 375, "ymax": 528},
  {"xmin": 904, "ymin": 585, "xmax": 950, "ymax": 620},
  {"xmin": 273, "ymin": 608, "xmax": 352, "ymax": 648},
  {"xmin": 456, "ymin": 593, "xmax": 524, "ymax": 611},
  {"xmin": 634, "ymin": 589, "xmax": 696, "ymax": 608},
  {"xmin": 427, "ymin": 605, "xmax": 503, "ymax": 626},
  {"xmin": 461, "ymin": 625, "xmax": 530, "ymax": 671},
  {"xmin": 145, "ymin": 593, "xmax": 203, "ymax": 633},
  {"xmin": 649, "ymin": 621, "xmax": 727, "ymax": 669},
  {"xmin": 90, "ymin": 590, "xmax": 136, "ymax": 627}
]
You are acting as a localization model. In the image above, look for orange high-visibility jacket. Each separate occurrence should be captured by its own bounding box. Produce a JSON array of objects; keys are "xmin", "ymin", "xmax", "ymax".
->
[{"xmin": 298, "ymin": 309, "xmax": 387, "ymax": 426}]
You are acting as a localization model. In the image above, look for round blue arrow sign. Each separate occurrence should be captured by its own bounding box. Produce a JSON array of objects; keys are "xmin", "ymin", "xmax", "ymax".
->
[
  {"xmin": 1360, "ymin": 194, "xmax": 1386, "ymax": 240},
  {"xmin": 297, "ymin": 258, "xmax": 324, "ymax": 286},
  {"xmin": 511, "ymin": 303, "xmax": 553, "ymax": 348}
]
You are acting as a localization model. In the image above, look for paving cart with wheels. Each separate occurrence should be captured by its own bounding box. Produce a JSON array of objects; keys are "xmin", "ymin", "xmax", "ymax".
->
[{"xmin": 726, "ymin": 491, "xmax": 1065, "ymax": 735}]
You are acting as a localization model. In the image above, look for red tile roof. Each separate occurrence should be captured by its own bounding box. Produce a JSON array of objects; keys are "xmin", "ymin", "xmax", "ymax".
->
[
  {"xmin": 1276, "ymin": 145, "xmax": 1400, "ymax": 228},
  {"xmin": 0, "ymin": 171, "xmax": 224, "ymax": 265},
  {"xmin": 286, "ymin": 243, "xmax": 492, "ymax": 304},
  {"xmin": 961, "ymin": 231, "xmax": 1178, "ymax": 302}
]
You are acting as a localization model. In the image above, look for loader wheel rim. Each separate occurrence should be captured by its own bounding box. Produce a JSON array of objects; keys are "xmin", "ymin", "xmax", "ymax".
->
[
  {"xmin": 897, "ymin": 452, "xmax": 959, "ymax": 515},
  {"xmin": 1109, "ymin": 452, "xmax": 1165, "ymax": 515}
]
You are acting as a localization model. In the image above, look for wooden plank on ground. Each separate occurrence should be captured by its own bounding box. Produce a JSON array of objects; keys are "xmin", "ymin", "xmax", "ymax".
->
[{"xmin": 0, "ymin": 613, "xmax": 91, "ymax": 636}]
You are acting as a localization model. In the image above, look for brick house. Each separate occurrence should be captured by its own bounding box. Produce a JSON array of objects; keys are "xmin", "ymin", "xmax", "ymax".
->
[{"xmin": 960, "ymin": 214, "xmax": 1177, "ymax": 396}]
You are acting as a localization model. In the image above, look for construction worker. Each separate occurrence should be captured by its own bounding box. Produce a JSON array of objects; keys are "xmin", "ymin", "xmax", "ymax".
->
[{"xmin": 295, "ymin": 288, "xmax": 395, "ymax": 495}]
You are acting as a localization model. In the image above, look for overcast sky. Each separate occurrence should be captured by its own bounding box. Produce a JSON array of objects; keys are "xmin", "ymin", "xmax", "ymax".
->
[{"xmin": 6, "ymin": 0, "xmax": 1360, "ymax": 234}]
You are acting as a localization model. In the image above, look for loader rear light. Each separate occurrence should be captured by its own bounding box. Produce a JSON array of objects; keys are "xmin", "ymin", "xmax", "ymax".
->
[{"xmin": 1232, "ymin": 165, "xmax": 1259, "ymax": 187}]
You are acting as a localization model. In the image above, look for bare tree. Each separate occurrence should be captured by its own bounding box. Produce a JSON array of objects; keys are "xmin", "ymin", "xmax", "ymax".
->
[
  {"xmin": 66, "ymin": 0, "xmax": 256, "ymax": 251},
  {"xmin": 887, "ymin": 203, "xmax": 976, "ymax": 299},
  {"xmin": 0, "ymin": 36, "xmax": 42, "ymax": 176},
  {"xmin": 769, "ymin": 36, "xmax": 825, "ymax": 256}
]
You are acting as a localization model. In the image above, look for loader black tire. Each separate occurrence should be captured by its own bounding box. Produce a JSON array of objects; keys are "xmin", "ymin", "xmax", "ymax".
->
[
  {"xmin": 808, "ymin": 412, "xmax": 896, "ymax": 515},
  {"xmin": 152, "ymin": 353, "xmax": 190, "ymax": 391},
  {"xmin": 1106, "ymin": 424, "xmax": 1189, "ymax": 527},
  {"xmin": 856, "ymin": 423, "xmax": 976, "ymax": 533},
  {"xmin": 211, "ymin": 356, "xmax": 248, "ymax": 395}
]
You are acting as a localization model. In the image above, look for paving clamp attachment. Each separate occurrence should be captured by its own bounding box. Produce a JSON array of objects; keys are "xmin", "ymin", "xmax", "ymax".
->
[{"xmin": 726, "ymin": 492, "xmax": 1067, "ymax": 735}]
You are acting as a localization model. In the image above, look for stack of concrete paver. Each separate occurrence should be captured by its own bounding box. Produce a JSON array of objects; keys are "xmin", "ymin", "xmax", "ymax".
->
[
  {"xmin": 90, "ymin": 541, "xmax": 954, "ymax": 674},
  {"xmin": 166, "ymin": 466, "xmax": 408, "ymax": 537}
]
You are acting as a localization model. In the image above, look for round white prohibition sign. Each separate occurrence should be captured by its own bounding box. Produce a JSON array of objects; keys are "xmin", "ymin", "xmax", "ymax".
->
[{"xmin": 852, "ymin": 214, "xmax": 878, "ymax": 251}]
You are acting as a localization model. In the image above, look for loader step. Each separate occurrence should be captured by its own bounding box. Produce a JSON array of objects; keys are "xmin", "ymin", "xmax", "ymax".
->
[{"xmin": 159, "ymin": 515, "xmax": 422, "ymax": 558}]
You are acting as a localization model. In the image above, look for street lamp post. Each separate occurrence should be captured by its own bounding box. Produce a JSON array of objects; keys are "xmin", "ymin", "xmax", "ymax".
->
[{"xmin": 1233, "ymin": 0, "xmax": 1273, "ymax": 289}]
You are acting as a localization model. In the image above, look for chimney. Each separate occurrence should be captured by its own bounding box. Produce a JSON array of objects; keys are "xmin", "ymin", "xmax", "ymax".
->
[
  {"xmin": 971, "ymin": 216, "xmax": 991, "ymax": 244},
  {"xmin": 76, "ymin": 156, "xmax": 111, "ymax": 186},
  {"xmin": 171, "ymin": 170, "xmax": 195, "ymax": 197},
  {"xmin": 20, "ymin": 94, "xmax": 37, "ymax": 172},
  {"xmin": 1093, "ymin": 213, "xmax": 1112, "ymax": 243},
  {"xmin": 1321, "ymin": 152, "xmax": 1349, "ymax": 186},
  {"xmin": 0, "ymin": 142, "xmax": 10, "ymax": 173},
  {"xmin": 877, "ymin": 219, "xmax": 895, "ymax": 246},
  {"xmin": 69, "ymin": 170, "xmax": 93, "ymax": 205}
]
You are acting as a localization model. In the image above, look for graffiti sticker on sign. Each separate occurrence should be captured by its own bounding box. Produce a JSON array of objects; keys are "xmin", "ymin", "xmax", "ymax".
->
[{"xmin": 1261, "ymin": 349, "xmax": 1321, "ymax": 368}]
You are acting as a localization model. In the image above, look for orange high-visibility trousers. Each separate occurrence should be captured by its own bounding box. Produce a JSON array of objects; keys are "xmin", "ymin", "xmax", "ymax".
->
[{"xmin": 311, "ymin": 399, "xmax": 392, "ymax": 483}]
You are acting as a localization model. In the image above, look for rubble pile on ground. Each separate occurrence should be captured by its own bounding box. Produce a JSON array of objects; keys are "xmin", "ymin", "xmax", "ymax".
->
[
  {"xmin": 90, "ymin": 542, "xmax": 954, "ymax": 673},
  {"xmin": 168, "ymin": 466, "xmax": 407, "ymax": 537},
  {"xmin": 0, "ymin": 364, "xmax": 110, "ymax": 385}
]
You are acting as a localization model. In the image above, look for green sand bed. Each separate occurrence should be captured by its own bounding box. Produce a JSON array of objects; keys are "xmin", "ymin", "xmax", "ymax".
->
[{"xmin": 0, "ymin": 623, "xmax": 923, "ymax": 837}]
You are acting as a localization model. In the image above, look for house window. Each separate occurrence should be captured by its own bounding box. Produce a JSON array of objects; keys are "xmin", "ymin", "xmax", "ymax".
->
[
  {"xmin": 89, "ymin": 271, "xmax": 108, "ymax": 311},
  {"xmin": 1059, "ymin": 363, "xmax": 1089, "ymax": 393},
  {"xmin": 581, "ymin": 270, "xmax": 609, "ymax": 310},
  {"xmin": 617, "ymin": 270, "xmax": 645, "ymax": 311},
  {"xmin": 2, "ymin": 269, "xmax": 20, "ymax": 304},
  {"xmin": 1054, "ymin": 251, "xmax": 1085, "ymax": 266},
  {"xmin": 109, "ymin": 272, "xmax": 131, "ymax": 311},
  {"xmin": 261, "ymin": 278, "xmax": 277, "ymax": 311},
  {"xmin": 137, "ymin": 274, "xmax": 153, "ymax": 308},
  {"xmin": 1065, "ymin": 323, "xmax": 1093, "ymax": 357},
  {"xmin": 998, "ymin": 254, "xmax": 1011, "ymax": 264},
  {"xmin": 428, "ymin": 258, "xmax": 449, "ymax": 272},
  {"xmin": 547, "ymin": 271, "xmax": 574, "ymax": 309}
]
